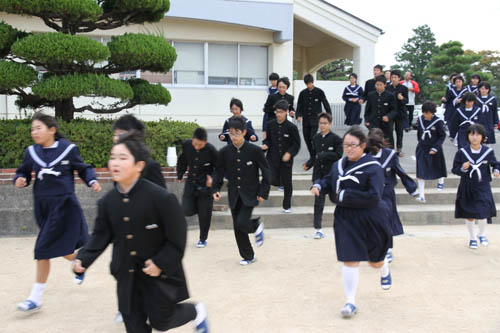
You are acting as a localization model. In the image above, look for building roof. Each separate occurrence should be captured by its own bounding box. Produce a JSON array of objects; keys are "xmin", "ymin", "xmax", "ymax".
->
[{"xmin": 319, "ymin": 0, "xmax": 384, "ymax": 34}]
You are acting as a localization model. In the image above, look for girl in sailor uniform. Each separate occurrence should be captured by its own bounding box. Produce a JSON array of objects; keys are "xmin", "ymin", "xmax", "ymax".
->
[
  {"xmin": 449, "ymin": 92, "xmax": 489, "ymax": 149},
  {"xmin": 443, "ymin": 75, "xmax": 467, "ymax": 125},
  {"xmin": 13, "ymin": 112, "xmax": 102, "ymax": 312},
  {"xmin": 311, "ymin": 126, "xmax": 392, "ymax": 318},
  {"xmin": 476, "ymin": 81, "xmax": 498, "ymax": 144},
  {"xmin": 415, "ymin": 101, "xmax": 448, "ymax": 201},
  {"xmin": 368, "ymin": 128, "xmax": 418, "ymax": 263},
  {"xmin": 452, "ymin": 124, "xmax": 500, "ymax": 249},
  {"xmin": 219, "ymin": 98, "xmax": 258, "ymax": 144},
  {"xmin": 342, "ymin": 73, "xmax": 364, "ymax": 125},
  {"xmin": 466, "ymin": 74, "xmax": 481, "ymax": 94}
]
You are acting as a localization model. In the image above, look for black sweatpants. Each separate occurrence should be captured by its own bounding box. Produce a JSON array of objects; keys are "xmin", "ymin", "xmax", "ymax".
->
[
  {"xmin": 394, "ymin": 116, "xmax": 405, "ymax": 150},
  {"xmin": 406, "ymin": 105, "xmax": 415, "ymax": 129},
  {"xmin": 231, "ymin": 196, "xmax": 259, "ymax": 260},
  {"xmin": 182, "ymin": 182, "xmax": 213, "ymax": 242},
  {"xmin": 122, "ymin": 276, "xmax": 197, "ymax": 333},
  {"xmin": 313, "ymin": 191, "xmax": 327, "ymax": 229},
  {"xmin": 270, "ymin": 162, "xmax": 293, "ymax": 210},
  {"xmin": 303, "ymin": 123, "xmax": 318, "ymax": 159}
]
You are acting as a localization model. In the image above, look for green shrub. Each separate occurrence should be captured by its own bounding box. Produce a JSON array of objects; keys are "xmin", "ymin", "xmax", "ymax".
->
[
  {"xmin": 0, "ymin": 61, "xmax": 37, "ymax": 90},
  {"xmin": 0, "ymin": 117, "xmax": 198, "ymax": 168},
  {"xmin": 0, "ymin": 0, "xmax": 103, "ymax": 22}
]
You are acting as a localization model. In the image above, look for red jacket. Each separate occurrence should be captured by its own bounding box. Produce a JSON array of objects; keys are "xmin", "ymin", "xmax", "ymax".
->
[{"xmin": 400, "ymin": 80, "xmax": 420, "ymax": 94}]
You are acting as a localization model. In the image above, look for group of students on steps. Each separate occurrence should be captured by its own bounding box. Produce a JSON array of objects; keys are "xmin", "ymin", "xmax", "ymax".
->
[{"xmin": 11, "ymin": 66, "xmax": 498, "ymax": 327}]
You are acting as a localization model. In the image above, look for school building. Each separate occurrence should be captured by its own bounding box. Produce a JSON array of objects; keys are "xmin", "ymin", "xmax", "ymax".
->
[{"xmin": 0, "ymin": 0, "xmax": 383, "ymax": 128}]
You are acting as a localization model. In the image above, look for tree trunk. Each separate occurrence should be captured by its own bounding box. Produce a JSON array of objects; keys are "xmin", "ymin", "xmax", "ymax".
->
[{"xmin": 54, "ymin": 98, "xmax": 75, "ymax": 122}]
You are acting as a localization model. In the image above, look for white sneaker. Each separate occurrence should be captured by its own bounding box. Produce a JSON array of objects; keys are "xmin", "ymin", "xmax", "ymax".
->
[
  {"xmin": 239, "ymin": 256, "xmax": 257, "ymax": 266},
  {"xmin": 283, "ymin": 208, "xmax": 292, "ymax": 213},
  {"xmin": 115, "ymin": 311, "xmax": 123, "ymax": 323},
  {"xmin": 313, "ymin": 230, "xmax": 324, "ymax": 239},
  {"xmin": 415, "ymin": 197, "xmax": 426, "ymax": 203}
]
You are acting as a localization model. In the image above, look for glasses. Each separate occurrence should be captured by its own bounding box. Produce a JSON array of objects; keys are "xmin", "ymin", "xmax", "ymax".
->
[
  {"xmin": 229, "ymin": 131, "xmax": 243, "ymax": 137},
  {"xmin": 343, "ymin": 143, "xmax": 361, "ymax": 149}
]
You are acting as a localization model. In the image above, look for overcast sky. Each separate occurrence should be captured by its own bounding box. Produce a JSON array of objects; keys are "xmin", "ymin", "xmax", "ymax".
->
[{"xmin": 327, "ymin": 0, "xmax": 500, "ymax": 67}]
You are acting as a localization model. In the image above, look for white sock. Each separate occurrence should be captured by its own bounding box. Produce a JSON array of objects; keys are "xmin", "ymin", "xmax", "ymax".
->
[
  {"xmin": 379, "ymin": 258, "xmax": 390, "ymax": 278},
  {"xmin": 417, "ymin": 179, "xmax": 425, "ymax": 199},
  {"xmin": 477, "ymin": 219, "xmax": 487, "ymax": 237},
  {"xmin": 438, "ymin": 177, "xmax": 444, "ymax": 185},
  {"xmin": 194, "ymin": 303, "xmax": 207, "ymax": 326},
  {"xmin": 27, "ymin": 282, "xmax": 46, "ymax": 305},
  {"xmin": 466, "ymin": 220, "xmax": 476, "ymax": 240},
  {"xmin": 342, "ymin": 265, "xmax": 359, "ymax": 305},
  {"xmin": 316, "ymin": 229, "xmax": 323, "ymax": 233}
]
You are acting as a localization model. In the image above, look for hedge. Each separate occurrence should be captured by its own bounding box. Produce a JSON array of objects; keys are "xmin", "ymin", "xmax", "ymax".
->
[{"xmin": 0, "ymin": 117, "xmax": 199, "ymax": 168}]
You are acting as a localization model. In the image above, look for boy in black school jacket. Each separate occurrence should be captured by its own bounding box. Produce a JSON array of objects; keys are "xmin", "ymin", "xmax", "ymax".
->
[
  {"xmin": 364, "ymin": 75, "xmax": 398, "ymax": 148},
  {"xmin": 213, "ymin": 117, "xmax": 271, "ymax": 265},
  {"xmin": 385, "ymin": 70, "xmax": 408, "ymax": 155},
  {"xmin": 177, "ymin": 128, "xmax": 218, "ymax": 248},
  {"xmin": 304, "ymin": 112, "xmax": 343, "ymax": 238},
  {"xmin": 361, "ymin": 64, "xmax": 384, "ymax": 102},
  {"xmin": 263, "ymin": 77, "xmax": 295, "ymax": 126},
  {"xmin": 262, "ymin": 100, "xmax": 301, "ymax": 212},
  {"xmin": 296, "ymin": 74, "xmax": 332, "ymax": 160}
]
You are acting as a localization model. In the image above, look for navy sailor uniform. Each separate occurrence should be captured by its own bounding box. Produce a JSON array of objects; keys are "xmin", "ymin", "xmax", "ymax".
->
[
  {"xmin": 14, "ymin": 139, "xmax": 96, "ymax": 260},
  {"xmin": 314, "ymin": 154, "xmax": 391, "ymax": 262},
  {"xmin": 444, "ymin": 86, "xmax": 467, "ymax": 124},
  {"xmin": 452, "ymin": 145, "xmax": 500, "ymax": 219},
  {"xmin": 219, "ymin": 116, "xmax": 258, "ymax": 144},
  {"xmin": 342, "ymin": 84, "xmax": 364, "ymax": 125},
  {"xmin": 475, "ymin": 95, "xmax": 498, "ymax": 144},
  {"xmin": 373, "ymin": 148, "xmax": 417, "ymax": 239},
  {"xmin": 449, "ymin": 105, "xmax": 489, "ymax": 149},
  {"xmin": 416, "ymin": 115, "xmax": 448, "ymax": 179}
]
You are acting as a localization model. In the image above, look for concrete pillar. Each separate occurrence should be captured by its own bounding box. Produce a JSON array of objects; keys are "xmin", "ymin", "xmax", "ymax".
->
[
  {"xmin": 271, "ymin": 40, "xmax": 294, "ymax": 82},
  {"xmin": 353, "ymin": 43, "xmax": 375, "ymax": 85}
]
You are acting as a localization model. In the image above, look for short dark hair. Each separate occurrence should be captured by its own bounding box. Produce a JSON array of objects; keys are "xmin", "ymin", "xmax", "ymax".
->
[
  {"xmin": 318, "ymin": 112, "xmax": 332, "ymax": 123},
  {"xmin": 115, "ymin": 130, "xmax": 151, "ymax": 163},
  {"xmin": 478, "ymin": 81, "xmax": 491, "ymax": 92},
  {"xmin": 466, "ymin": 124, "xmax": 486, "ymax": 144},
  {"xmin": 274, "ymin": 100, "xmax": 289, "ymax": 112},
  {"xmin": 449, "ymin": 72, "xmax": 458, "ymax": 81},
  {"xmin": 193, "ymin": 127, "xmax": 207, "ymax": 141},
  {"xmin": 277, "ymin": 77, "xmax": 290, "ymax": 88},
  {"xmin": 367, "ymin": 128, "xmax": 386, "ymax": 154},
  {"xmin": 463, "ymin": 92, "xmax": 477, "ymax": 103},
  {"xmin": 375, "ymin": 75, "xmax": 386, "ymax": 84},
  {"xmin": 390, "ymin": 70, "xmax": 401, "ymax": 78},
  {"xmin": 422, "ymin": 101, "xmax": 437, "ymax": 114},
  {"xmin": 113, "ymin": 114, "xmax": 146, "ymax": 139},
  {"xmin": 230, "ymin": 98, "xmax": 244, "ymax": 112},
  {"xmin": 349, "ymin": 73, "xmax": 358, "ymax": 80},
  {"xmin": 453, "ymin": 75, "xmax": 465, "ymax": 84},
  {"xmin": 374, "ymin": 64, "xmax": 384, "ymax": 72},
  {"xmin": 228, "ymin": 116, "xmax": 246, "ymax": 132},
  {"xmin": 304, "ymin": 74, "xmax": 314, "ymax": 84},
  {"xmin": 269, "ymin": 72, "xmax": 279, "ymax": 81},
  {"xmin": 344, "ymin": 125, "xmax": 368, "ymax": 145},
  {"xmin": 470, "ymin": 74, "xmax": 481, "ymax": 81}
]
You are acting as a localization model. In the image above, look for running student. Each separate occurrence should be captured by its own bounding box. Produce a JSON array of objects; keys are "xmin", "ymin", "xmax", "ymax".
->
[
  {"xmin": 415, "ymin": 101, "xmax": 447, "ymax": 202},
  {"xmin": 178, "ymin": 128, "xmax": 218, "ymax": 248},
  {"xmin": 14, "ymin": 112, "xmax": 101, "ymax": 312},
  {"xmin": 342, "ymin": 73, "xmax": 364, "ymax": 125},
  {"xmin": 449, "ymin": 92, "xmax": 489, "ymax": 149},
  {"xmin": 303, "ymin": 112, "xmax": 343, "ymax": 239},
  {"xmin": 311, "ymin": 126, "xmax": 392, "ymax": 318},
  {"xmin": 452, "ymin": 124, "xmax": 500, "ymax": 249},
  {"xmin": 74, "ymin": 133, "xmax": 209, "ymax": 333},
  {"xmin": 219, "ymin": 98, "xmax": 258, "ymax": 144},
  {"xmin": 443, "ymin": 75, "xmax": 467, "ymax": 125},
  {"xmin": 475, "ymin": 81, "xmax": 498, "ymax": 144},
  {"xmin": 213, "ymin": 116, "xmax": 271, "ymax": 265},
  {"xmin": 368, "ymin": 128, "xmax": 418, "ymax": 263}
]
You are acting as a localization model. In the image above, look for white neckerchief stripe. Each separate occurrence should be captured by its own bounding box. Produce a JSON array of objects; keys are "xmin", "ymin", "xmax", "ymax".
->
[
  {"xmin": 460, "ymin": 147, "xmax": 493, "ymax": 182},
  {"xmin": 457, "ymin": 107, "xmax": 481, "ymax": 126},
  {"xmin": 346, "ymin": 85, "xmax": 361, "ymax": 95},
  {"xmin": 381, "ymin": 150, "xmax": 396, "ymax": 169},
  {"xmin": 419, "ymin": 116, "xmax": 442, "ymax": 140},
  {"xmin": 28, "ymin": 145, "xmax": 47, "ymax": 168},
  {"xmin": 48, "ymin": 144, "xmax": 75, "ymax": 167}
]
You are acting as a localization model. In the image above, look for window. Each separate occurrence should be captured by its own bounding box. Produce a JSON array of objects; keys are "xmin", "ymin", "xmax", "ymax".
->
[
  {"xmin": 239, "ymin": 45, "xmax": 268, "ymax": 86},
  {"xmin": 173, "ymin": 42, "xmax": 204, "ymax": 85},
  {"xmin": 208, "ymin": 44, "xmax": 238, "ymax": 85}
]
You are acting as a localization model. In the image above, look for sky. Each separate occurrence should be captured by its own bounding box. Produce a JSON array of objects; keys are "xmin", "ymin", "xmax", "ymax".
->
[{"xmin": 326, "ymin": 0, "xmax": 500, "ymax": 67}]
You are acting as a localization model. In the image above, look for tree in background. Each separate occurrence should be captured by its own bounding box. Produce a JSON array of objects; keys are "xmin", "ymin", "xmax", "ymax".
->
[
  {"xmin": 424, "ymin": 41, "xmax": 480, "ymax": 103},
  {"xmin": 316, "ymin": 59, "xmax": 353, "ymax": 81},
  {"xmin": 395, "ymin": 24, "xmax": 438, "ymax": 103},
  {"xmin": 468, "ymin": 50, "xmax": 500, "ymax": 99},
  {"xmin": 0, "ymin": 0, "xmax": 176, "ymax": 121}
]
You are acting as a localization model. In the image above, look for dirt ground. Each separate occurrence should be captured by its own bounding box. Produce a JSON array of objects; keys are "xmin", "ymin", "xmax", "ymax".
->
[{"xmin": 1, "ymin": 225, "xmax": 499, "ymax": 333}]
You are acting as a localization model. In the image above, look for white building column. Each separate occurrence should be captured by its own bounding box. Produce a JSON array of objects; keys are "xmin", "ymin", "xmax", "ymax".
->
[
  {"xmin": 270, "ymin": 40, "xmax": 294, "ymax": 82},
  {"xmin": 353, "ymin": 43, "xmax": 375, "ymax": 85}
]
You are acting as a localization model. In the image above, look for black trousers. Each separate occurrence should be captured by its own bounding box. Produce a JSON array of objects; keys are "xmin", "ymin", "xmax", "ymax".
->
[
  {"xmin": 231, "ymin": 196, "xmax": 259, "ymax": 260},
  {"xmin": 270, "ymin": 162, "xmax": 293, "ymax": 210},
  {"xmin": 394, "ymin": 116, "xmax": 405, "ymax": 150},
  {"xmin": 303, "ymin": 123, "xmax": 318, "ymax": 159},
  {"xmin": 182, "ymin": 182, "xmax": 213, "ymax": 242},
  {"xmin": 122, "ymin": 276, "xmax": 197, "ymax": 333},
  {"xmin": 313, "ymin": 190, "xmax": 327, "ymax": 229},
  {"xmin": 368, "ymin": 120, "xmax": 394, "ymax": 148},
  {"xmin": 406, "ymin": 105, "xmax": 415, "ymax": 129}
]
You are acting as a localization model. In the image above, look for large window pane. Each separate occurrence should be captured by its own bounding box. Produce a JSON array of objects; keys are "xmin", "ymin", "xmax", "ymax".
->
[
  {"xmin": 208, "ymin": 44, "xmax": 237, "ymax": 85},
  {"xmin": 240, "ymin": 45, "xmax": 268, "ymax": 86},
  {"xmin": 174, "ymin": 42, "xmax": 204, "ymax": 84}
]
